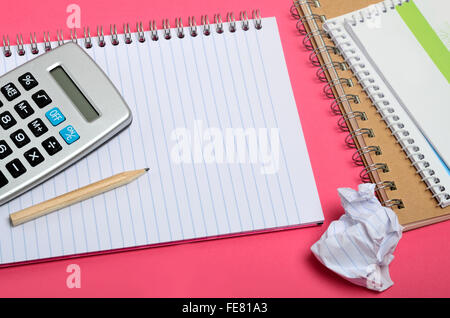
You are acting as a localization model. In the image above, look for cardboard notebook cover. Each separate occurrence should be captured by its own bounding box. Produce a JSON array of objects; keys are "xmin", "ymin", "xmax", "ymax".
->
[{"xmin": 293, "ymin": 0, "xmax": 450, "ymax": 230}]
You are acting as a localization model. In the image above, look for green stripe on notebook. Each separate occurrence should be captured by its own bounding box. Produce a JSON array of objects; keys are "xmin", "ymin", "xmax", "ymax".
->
[{"xmin": 396, "ymin": 0, "xmax": 450, "ymax": 83}]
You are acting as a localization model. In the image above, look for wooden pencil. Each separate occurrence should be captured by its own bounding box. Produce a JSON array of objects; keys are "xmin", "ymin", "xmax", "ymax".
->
[{"xmin": 10, "ymin": 168, "xmax": 149, "ymax": 226}]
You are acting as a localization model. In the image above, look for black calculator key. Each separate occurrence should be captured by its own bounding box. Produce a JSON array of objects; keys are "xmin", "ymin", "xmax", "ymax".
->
[
  {"xmin": 0, "ymin": 100, "xmax": 3, "ymax": 107},
  {"xmin": 14, "ymin": 100, "xmax": 34, "ymax": 119},
  {"xmin": 18, "ymin": 72, "xmax": 38, "ymax": 91},
  {"xmin": 1, "ymin": 82, "xmax": 21, "ymax": 101},
  {"xmin": 32, "ymin": 90, "xmax": 52, "ymax": 108},
  {"xmin": 42, "ymin": 136, "xmax": 63, "ymax": 156},
  {"xmin": 0, "ymin": 111, "xmax": 17, "ymax": 130},
  {"xmin": 28, "ymin": 118, "xmax": 48, "ymax": 137},
  {"xmin": 0, "ymin": 171, "xmax": 8, "ymax": 188},
  {"xmin": 6, "ymin": 158, "xmax": 27, "ymax": 178},
  {"xmin": 10, "ymin": 129, "xmax": 30, "ymax": 148},
  {"xmin": 24, "ymin": 147, "xmax": 45, "ymax": 167},
  {"xmin": 0, "ymin": 140, "xmax": 13, "ymax": 160}
]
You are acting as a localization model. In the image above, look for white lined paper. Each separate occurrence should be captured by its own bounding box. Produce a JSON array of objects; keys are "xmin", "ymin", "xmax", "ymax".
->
[{"xmin": 0, "ymin": 17, "xmax": 323, "ymax": 265}]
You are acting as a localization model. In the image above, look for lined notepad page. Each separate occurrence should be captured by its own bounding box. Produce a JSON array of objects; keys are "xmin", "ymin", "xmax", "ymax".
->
[{"xmin": 0, "ymin": 17, "xmax": 323, "ymax": 265}]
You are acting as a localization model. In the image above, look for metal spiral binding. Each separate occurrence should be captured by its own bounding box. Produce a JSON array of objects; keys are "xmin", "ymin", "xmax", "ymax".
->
[
  {"xmin": 0, "ymin": 11, "xmax": 264, "ymax": 54},
  {"xmin": 352, "ymin": 145, "xmax": 381, "ymax": 166},
  {"xmin": 162, "ymin": 19, "xmax": 171, "ymax": 40},
  {"xmin": 188, "ymin": 17, "xmax": 198, "ymax": 37},
  {"xmin": 302, "ymin": 29, "xmax": 327, "ymax": 50},
  {"xmin": 123, "ymin": 23, "xmax": 132, "ymax": 44},
  {"xmin": 240, "ymin": 11, "xmax": 249, "ymax": 31},
  {"xmin": 252, "ymin": 10, "xmax": 262, "ymax": 30},
  {"xmin": 227, "ymin": 12, "xmax": 237, "ymax": 32},
  {"xmin": 309, "ymin": 45, "xmax": 339, "ymax": 67},
  {"xmin": 84, "ymin": 27, "xmax": 92, "ymax": 48},
  {"xmin": 375, "ymin": 181, "xmax": 397, "ymax": 191},
  {"xmin": 316, "ymin": 61, "xmax": 347, "ymax": 82},
  {"xmin": 30, "ymin": 33, "xmax": 39, "ymax": 54},
  {"xmin": 360, "ymin": 163, "xmax": 389, "ymax": 182},
  {"xmin": 16, "ymin": 34, "xmax": 25, "ymax": 56},
  {"xmin": 43, "ymin": 32, "xmax": 52, "ymax": 51},
  {"xmin": 56, "ymin": 30, "xmax": 64, "ymax": 46},
  {"xmin": 136, "ymin": 22, "xmax": 146, "ymax": 43},
  {"xmin": 338, "ymin": 111, "xmax": 367, "ymax": 132},
  {"xmin": 290, "ymin": 0, "xmax": 321, "ymax": 20},
  {"xmin": 344, "ymin": 128, "xmax": 374, "ymax": 149},
  {"xmin": 70, "ymin": 29, "xmax": 78, "ymax": 44},
  {"xmin": 110, "ymin": 24, "xmax": 119, "ymax": 45},
  {"xmin": 150, "ymin": 21, "xmax": 158, "ymax": 41},
  {"xmin": 175, "ymin": 18, "xmax": 185, "ymax": 38},
  {"xmin": 97, "ymin": 26, "xmax": 105, "ymax": 47},
  {"xmin": 201, "ymin": 15, "xmax": 211, "ymax": 35},
  {"xmin": 291, "ymin": 0, "xmax": 405, "ymax": 208},
  {"xmin": 296, "ymin": 14, "xmax": 325, "ymax": 35},
  {"xmin": 214, "ymin": 14, "xmax": 224, "ymax": 34},
  {"xmin": 2, "ymin": 36, "xmax": 11, "ymax": 57},
  {"xmin": 329, "ymin": 94, "xmax": 360, "ymax": 115},
  {"xmin": 323, "ymin": 78, "xmax": 353, "ymax": 98}
]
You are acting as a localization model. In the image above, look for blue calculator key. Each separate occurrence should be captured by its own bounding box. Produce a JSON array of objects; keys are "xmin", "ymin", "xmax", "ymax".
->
[
  {"xmin": 45, "ymin": 107, "xmax": 66, "ymax": 126},
  {"xmin": 59, "ymin": 125, "xmax": 80, "ymax": 145}
]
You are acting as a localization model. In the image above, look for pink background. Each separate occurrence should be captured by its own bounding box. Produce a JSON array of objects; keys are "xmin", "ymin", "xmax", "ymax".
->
[{"xmin": 0, "ymin": 0, "xmax": 448, "ymax": 297}]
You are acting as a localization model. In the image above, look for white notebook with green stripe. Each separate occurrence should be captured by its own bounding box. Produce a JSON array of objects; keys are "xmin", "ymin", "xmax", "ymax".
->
[{"xmin": 324, "ymin": 0, "xmax": 450, "ymax": 207}]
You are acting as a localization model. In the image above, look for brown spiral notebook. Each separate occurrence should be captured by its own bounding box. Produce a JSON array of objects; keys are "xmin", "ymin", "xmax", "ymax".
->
[{"xmin": 291, "ymin": 0, "xmax": 450, "ymax": 231}]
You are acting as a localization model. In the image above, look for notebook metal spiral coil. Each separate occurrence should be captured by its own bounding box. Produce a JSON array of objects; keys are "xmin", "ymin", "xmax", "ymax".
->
[
  {"xmin": 291, "ymin": 0, "xmax": 406, "ymax": 208},
  {"xmin": 1, "ymin": 10, "xmax": 263, "ymax": 57},
  {"xmin": 321, "ymin": 0, "xmax": 450, "ymax": 206}
]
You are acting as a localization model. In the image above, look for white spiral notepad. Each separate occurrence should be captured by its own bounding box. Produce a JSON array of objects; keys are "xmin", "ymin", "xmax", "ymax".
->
[
  {"xmin": 0, "ymin": 15, "xmax": 324, "ymax": 266},
  {"xmin": 324, "ymin": 0, "xmax": 450, "ymax": 207}
]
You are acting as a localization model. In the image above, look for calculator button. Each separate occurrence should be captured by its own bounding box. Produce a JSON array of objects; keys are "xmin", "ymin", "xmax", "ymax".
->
[
  {"xmin": 24, "ymin": 147, "xmax": 45, "ymax": 167},
  {"xmin": 0, "ymin": 111, "xmax": 17, "ymax": 130},
  {"xmin": 42, "ymin": 136, "xmax": 63, "ymax": 156},
  {"xmin": 1, "ymin": 82, "xmax": 21, "ymax": 101},
  {"xmin": 28, "ymin": 118, "xmax": 49, "ymax": 137},
  {"xmin": 0, "ymin": 171, "xmax": 8, "ymax": 188},
  {"xmin": 32, "ymin": 90, "xmax": 52, "ymax": 108},
  {"xmin": 10, "ymin": 129, "xmax": 31, "ymax": 148},
  {"xmin": 45, "ymin": 107, "xmax": 66, "ymax": 126},
  {"xmin": 0, "ymin": 140, "xmax": 13, "ymax": 160},
  {"xmin": 0, "ymin": 100, "xmax": 3, "ymax": 107},
  {"xmin": 59, "ymin": 125, "xmax": 80, "ymax": 145},
  {"xmin": 6, "ymin": 159, "xmax": 27, "ymax": 178},
  {"xmin": 18, "ymin": 72, "xmax": 38, "ymax": 91},
  {"xmin": 0, "ymin": 171, "xmax": 9, "ymax": 188},
  {"xmin": 14, "ymin": 100, "xmax": 35, "ymax": 119}
]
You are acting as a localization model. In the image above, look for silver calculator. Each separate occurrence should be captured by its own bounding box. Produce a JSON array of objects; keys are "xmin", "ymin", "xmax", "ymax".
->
[{"xmin": 0, "ymin": 42, "xmax": 132, "ymax": 205}]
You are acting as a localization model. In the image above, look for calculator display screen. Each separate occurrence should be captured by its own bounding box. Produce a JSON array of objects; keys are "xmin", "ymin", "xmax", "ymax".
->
[{"xmin": 49, "ymin": 66, "xmax": 99, "ymax": 122}]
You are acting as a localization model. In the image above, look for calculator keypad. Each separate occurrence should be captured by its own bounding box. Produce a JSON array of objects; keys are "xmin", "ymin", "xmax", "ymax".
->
[
  {"xmin": 0, "ymin": 140, "xmax": 13, "ymax": 159},
  {"xmin": 24, "ymin": 148, "xmax": 45, "ymax": 167},
  {"xmin": 0, "ymin": 71, "xmax": 86, "ymax": 185},
  {"xmin": 42, "ymin": 137, "xmax": 63, "ymax": 156},
  {"xmin": 1, "ymin": 83, "xmax": 21, "ymax": 101},
  {"xmin": 0, "ymin": 171, "xmax": 8, "ymax": 188},
  {"xmin": 14, "ymin": 100, "xmax": 35, "ymax": 119},
  {"xmin": 10, "ymin": 129, "xmax": 31, "ymax": 148},
  {"xmin": 6, "ymin": 159, "xmax": 27, "ymax": 178},
  {"xmin": 32, "ymin": 89, "xmax": 52, "ymax": 108},
  {"xmin": 18, "ymin": 72, "xmax": 39, "ymax": 91},
  {"xmin": 59, "ymin": 125, "xmax": 80, "ymax": 145},
  {"xmin": 0, "ymin": 111, "xmax": 17, "ymax": 130},
  {"xmin": 46, "ymin": 107, "xmax": 66, "ymax": 126},
  {"xmin": 28, "ymin": 118, "xmax": 49, "ymax": 137}
]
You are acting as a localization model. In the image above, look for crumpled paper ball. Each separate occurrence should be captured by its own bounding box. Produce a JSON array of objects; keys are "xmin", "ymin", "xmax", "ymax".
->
[{"xmin": 311, "ymin": 183, "xmax": 403, "ymax": 291}]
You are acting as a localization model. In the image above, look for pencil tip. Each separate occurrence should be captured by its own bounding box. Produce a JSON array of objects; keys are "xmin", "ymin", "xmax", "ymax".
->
[{"xmin": 145, "ymin": 168, "xmax": 150, "ymax": 172}]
